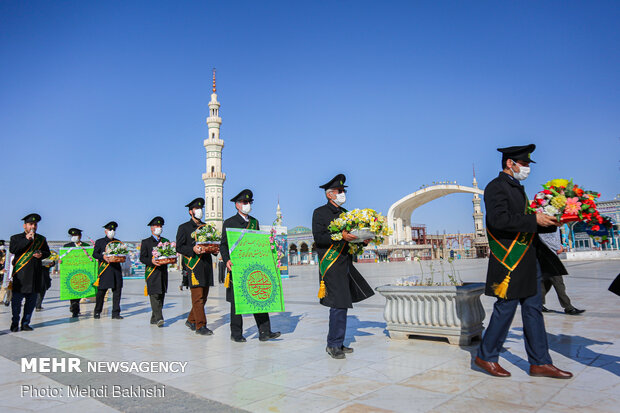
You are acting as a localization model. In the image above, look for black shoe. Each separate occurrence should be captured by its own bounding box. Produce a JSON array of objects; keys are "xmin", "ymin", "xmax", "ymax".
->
[
  {"xmin": 231, "ymin": 335, "xmax": 247, "ymax": 343},
  {"xmin": 156, "ymin": 320, "xmax": 164, "ymax": 328},
  {"xmin": 542, "ymin": 306, "xmax": 549, "ymax": 313},
  {"xmin": 21, "ymin": 324, "xmax": 33, "ymax": 331},
  {"xmin": 259, "ymin": 331, "xmax": 281, "ymax": 341},
  {"xmin": 185, "ymin": 321, "xmax": 196, "ymax": 331},
  {"xmin": 326, "ymin": 346, "xmax": 345, "ymax": 359},
  {"xmin": 35, "ymin": 307, "xmax": 43, "ymax": 312},
  {"xmin": 565, "ymin": 308, "xmax": 585, "ymax": 315},
  {"xmin": 71, "ymin": 312, "xmax": 79, "ymax": 318},
  {"xmin": 150, "ymin": 320, "xmax": 157, "ymax": 325},
  {"xmin": 10, "ymin": 324, "xmax": 18, "ymax": 332},
  {"xmin": 341, "ymin": 345, "xmax": 354, "ymax": 354},
  {"xmin": 112, "ymin": 315, "xmax": 124, "ymax": 320},
  {"xmin": 94, "ymin": 313, "xmax": 101, "ymax": 319},
  {"xmin": 195, "ymin": 326, "xmax": 214, "ymax": 336}
]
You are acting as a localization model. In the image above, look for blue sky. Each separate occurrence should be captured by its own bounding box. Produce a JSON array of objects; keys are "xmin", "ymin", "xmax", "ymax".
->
[{"xmin": 1, "ymin": 1, "xmax": 618, "ymax": 240}]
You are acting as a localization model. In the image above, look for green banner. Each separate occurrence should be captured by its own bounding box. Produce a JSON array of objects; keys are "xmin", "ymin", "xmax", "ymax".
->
[
  {"xmin": 59, "ymin": 247, "xmax": 98, "ymax": 300},
  {"xmin": 227, "ymin": 228, "xmax": 285, "ymax": 315}
]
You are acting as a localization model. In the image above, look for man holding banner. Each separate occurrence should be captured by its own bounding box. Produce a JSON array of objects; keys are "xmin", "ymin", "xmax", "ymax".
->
[
  {"xmin": 92, "ymin": 222, "xmax": 124, "ymax": 320},
  {"xmin": 140, "ymin": 216, "xmax": 169, "ymax": 327},
  {"xmin": 176, "ymin": 198, "xmax": 219, "ymax": 336},
  {"xmin": 63, "ymin": 228, "xmax": 91, "ymax": 317},
  {"xmin": 8, "ymin": 213, "xmax": 51, "ymax": 332},
  {"xmin": 221, "ymin": 189, "xmax": 281, "ymax": 343},
  {"xmin": 312, "ymin": 175, "xmax": 374, "ymax": 359}
]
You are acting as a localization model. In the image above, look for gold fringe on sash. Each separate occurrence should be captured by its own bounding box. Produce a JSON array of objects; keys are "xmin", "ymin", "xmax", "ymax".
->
[
  {"xmin": 224, "ymin": 271, "xmax": 230, "ymax": 288},
  {"xmin": 191, "ymin": 271, "xmax": 199, "ymax": 286},
  {"xmin": 493, "ymin": 273, "xmax": 511, "ymax": 299},
  {"xmin": 317, "ymin": 280, "xmax": 326, "ymax": 299}
]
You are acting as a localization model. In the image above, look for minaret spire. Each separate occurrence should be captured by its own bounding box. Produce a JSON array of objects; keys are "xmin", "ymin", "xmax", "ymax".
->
[{"xmin": 212, "ymin": 68, "xmax": 216, "ymax": 93}]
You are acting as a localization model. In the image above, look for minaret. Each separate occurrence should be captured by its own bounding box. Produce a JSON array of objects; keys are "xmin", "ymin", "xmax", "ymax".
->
[
  {"xmin": 202, "ymin": 69, "xmax": 226, "ymax": 231},
  {"xmin": 472, "ymin": 166, "xmax": 484, "ymax": 238},
  {"xmin": 275, "ymin": 198, "xmax": 283, "ymax": 226}
]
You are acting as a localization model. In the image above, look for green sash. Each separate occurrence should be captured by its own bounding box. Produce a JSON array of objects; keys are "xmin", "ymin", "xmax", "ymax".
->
[
  {"xmin": 13, "ymin": 234, "xmax": 45, "ymax": 274},
  {"xmin": 319, "ymin": 242, "xmax": 346, "ymax": 278},
  {"xmin": 487, "ymin": 230, "xmax": 534, "ymax": 272},
  {"xmin": 487, "ymin": 229, "xmax": 535, "ymax": 298},
  {"xmin": 247, "ymin": 218, "xmax": 258, "ymax": 230}
]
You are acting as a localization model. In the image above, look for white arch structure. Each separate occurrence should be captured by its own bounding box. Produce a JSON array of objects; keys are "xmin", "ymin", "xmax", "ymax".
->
[{"xmin": 387, "ymin": 184, "xmax": 484, "ymax": 244}]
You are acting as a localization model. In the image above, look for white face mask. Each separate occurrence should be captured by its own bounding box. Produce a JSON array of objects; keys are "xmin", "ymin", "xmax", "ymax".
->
[
  {"xmin": 106, "ymin": 230, "xmax": 115, "ymax": 239},
  {"xmin": 334, "ymin": 192, "xmax": 346, "ymax": 206},
  {"xmin": 241, "ymin": 204, "xmax": 252, "ymax": 215},
  {"xmin": 193, "ymin": 208, "xmax": 203, "ymax": 219},
  {"xmin": 511, "ymin": 161, "xmax": 530, "ymax": 181},
  {"xmin": 153, "ymin": 227, "xmax": 162, "ymax": 236},
  {"xmin": 71, "ymin": 236, "xmax": 79, "ymax": 243}
]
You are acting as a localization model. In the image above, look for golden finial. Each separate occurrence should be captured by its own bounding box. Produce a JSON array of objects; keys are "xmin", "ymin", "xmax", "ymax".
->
[{"xmin": 212, "ymin": 68, "xmax": 216, "ymax": 93}]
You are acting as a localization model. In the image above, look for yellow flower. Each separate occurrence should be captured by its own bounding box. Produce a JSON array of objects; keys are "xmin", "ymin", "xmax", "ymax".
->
[
  {"xmin": 547, "ymin": 179, "xmax": 569, "ymax": 188},
  {"xmin": 551, "ymin": 195, "xmax": 567, "ymax": 209}
]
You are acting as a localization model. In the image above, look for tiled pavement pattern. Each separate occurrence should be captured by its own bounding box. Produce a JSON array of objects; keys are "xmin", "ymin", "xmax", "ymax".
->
[{"xmin": 1, "ymin": 259, "xmax": 618, "ymax": 412}]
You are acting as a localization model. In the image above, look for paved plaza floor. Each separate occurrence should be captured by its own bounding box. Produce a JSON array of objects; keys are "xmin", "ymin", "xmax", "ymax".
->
[{"xmin": 1, "ymin": 258, "xmax": 619, "ymax": 412}]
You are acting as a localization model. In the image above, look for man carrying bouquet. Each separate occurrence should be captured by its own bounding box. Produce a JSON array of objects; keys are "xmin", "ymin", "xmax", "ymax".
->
[
  {"xmin": 92, "ymin": 221, "xmax": 124, "ymax": 320},
  {"xmin": 312, "ymin": 174, "xmax": 374, "ymax": 359},
  {"xmin": 220, "ymin": 189, "xmax": 281, "ymax": 343},
  {"xmin": 140, "ymin": 216, "xmax": 170, "ymax": 327},
  {"xmin": 176, "ymin": 198, "xmax": 219, "ymax": 336},
  {"xmin": 474, "ymin": 144, "xmax": 573, "ymax": 379},
  {"xmin": 8, "ymin": 213, "xmax": 51, "ymax": 332}
]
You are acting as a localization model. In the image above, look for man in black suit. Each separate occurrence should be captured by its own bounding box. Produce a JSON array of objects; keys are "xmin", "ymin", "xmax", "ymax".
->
[
  {"xmin": 8, "ymin": 213, "xmax": 51, "ymax": 332},
  {"xmin": 63, "ymin": 228, "xmax": 89, "ymax": 317},
  {"xmin": 92, "ymin": 221, "xmax": 124, "ymax": 319},
  {"xmin": 312, "ymin": 175, "xmax": 374, "ymax": 359},
  {"xmin": 176, "ymin": 198, "xmax": 219, "ymax": 336},
  {"xmin": 474, "ymin": 145, "xmax": 572, "ymax": 379},
  {"xmin": 140, "ymin": 216, "xmax": 169, "ymax": 327},
  {"xmin": 220, "ymin": 189, "xmax": 281, "ymax": 343}
]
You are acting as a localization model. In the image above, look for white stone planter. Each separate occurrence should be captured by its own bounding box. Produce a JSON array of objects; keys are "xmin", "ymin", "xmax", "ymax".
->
[{"xmin": 375, "ymin": 282, "xmax": 485, "ymax": 345}]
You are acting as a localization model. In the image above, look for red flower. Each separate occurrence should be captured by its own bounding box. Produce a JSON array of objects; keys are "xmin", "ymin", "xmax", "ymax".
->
[
  {"xmin": 591, "ymin": 225, "xmax": 600, "ymax": 232},
  {"xmin": 597, "ymin": 216, "xmax": 604, "ymax": 224},
  {"xmin": 530, "ymin": 201, "xmax": 537, "ymax": 209},
  {"xmin": 543, "ymin": 189, "xmax": 552, "ymax": 195},
  {"xmin": 574, "ymin": 188, "xmax": 584, "ymax": 197}
]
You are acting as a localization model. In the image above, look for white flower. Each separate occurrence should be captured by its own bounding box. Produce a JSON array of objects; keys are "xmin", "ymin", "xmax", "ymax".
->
[{"xmin": 543, "ymin": 205, "xmax": 559, "ymax": 216}]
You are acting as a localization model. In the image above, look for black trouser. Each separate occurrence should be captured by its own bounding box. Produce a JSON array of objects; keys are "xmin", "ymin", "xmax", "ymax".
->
[
  {"xmin": 149, "ymin": 293, "xmax": 165, "ymax": 323},
  {"xmin": 36, "ymin": 290, "xmax": 47, "ymax": 309},
  {"xmin": 230, "ymin": 290, "xmax": 270, "ymax": 338},
  {"xmin": 542, "ymin": 276, "xmax": 574, "ymax": 310},
  {"xmin": 70, "ymin": 299, "xmax": 81, "ymax": 315},
  {"xmin": 11, "ymin": 292, "xmax": 37, "ymax": 327},
  {"xmin": 94, "ymin": 287, "xmax": 122, "ymax": 316}
]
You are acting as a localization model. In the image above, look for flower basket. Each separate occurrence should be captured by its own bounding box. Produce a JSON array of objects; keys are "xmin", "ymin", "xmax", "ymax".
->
[
  {"xmin": 197, "ymin": 243, "xmax": 220, "ymax": 254},
  {"xmin": 328, "ymin": 208, "xmax": 393, "ymax": 255},
  {"xmin": 349, "ymin": 228, "xmax": 375, "ymax": 243},
  {"xmin": 191, "ymin": 224, "xmax": 221, "ymax": 245},
  {"xmin": 155, "ymin": 257, "xmax": 177, "ymax": 265},
  {"xmin": 105, "ymin": 255, "xmax": 126, "ymax": 263},
  {"xmin": 529, "ymin": 179, "xmax": 613, "ymax": 234}
]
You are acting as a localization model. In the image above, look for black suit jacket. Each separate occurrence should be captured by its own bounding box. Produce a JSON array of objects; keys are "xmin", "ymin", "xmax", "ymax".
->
[
  {"xmin": 312, "ymin": 202, "xmax": 374, "ymax": 308},
  {"xmin": 92, "ymin": 237, "xmax": 123, "ymax": 290},
  {"xmin": 140, "ymin": 236, "xmax": 169, "ymax": 295},
  {"xmin": 175, "ymin": 219, "xmax": 215, "ymax": 287},
  {"xmin": 9, "ymin": 232, "xmax": 50, "ymax": 294},
  {"xmin": 484, "ymin": 172, "xmax": 561, "ymax": 299}
]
